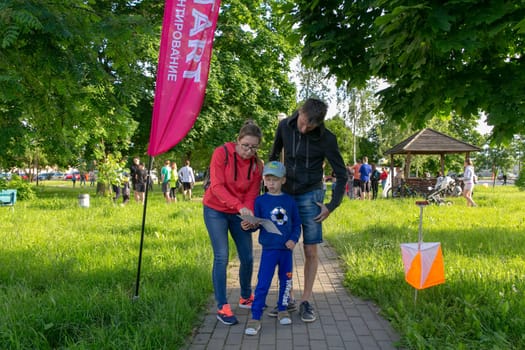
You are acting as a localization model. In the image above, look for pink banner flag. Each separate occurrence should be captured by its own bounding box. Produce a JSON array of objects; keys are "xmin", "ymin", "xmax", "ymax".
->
[{"xmin": 148, "ymin": 0, "xmax": 221, "ymax": 156}]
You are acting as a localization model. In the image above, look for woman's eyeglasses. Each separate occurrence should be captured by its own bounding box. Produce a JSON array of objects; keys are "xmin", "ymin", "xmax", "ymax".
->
[{"xmin": 240, "ymin": 143, "xmax": 259, "ymax": 152}]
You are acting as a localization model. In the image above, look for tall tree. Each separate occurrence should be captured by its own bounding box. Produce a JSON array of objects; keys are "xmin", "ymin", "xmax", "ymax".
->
[
  {"xmin": 0, "ymin": 0, "xmax": 161, "ymax": 168},
  {"xmin": 477, "ymin": 134, "xmax": 524, "ymax": 181},
  {"xmin": 1, "ymin": 0, "xmax": 297, "ymax": 172},
  {"xmin": 170, "ymin": 0, "xmax": 297, "ymax": 168},
  {"xmin": 336, "ymin": 79, "xmax": 382, "ymax": 163},
  {"xmin": 293, "ymin": 61, "xmax": 333, "ymax": 103},
  {"xmin": 324, "ymin": 116, "xmax": 353, "ymax": 166},
  {"xmin": 289, "ymin": 0, "xmax": 525, "ymax": 144}
]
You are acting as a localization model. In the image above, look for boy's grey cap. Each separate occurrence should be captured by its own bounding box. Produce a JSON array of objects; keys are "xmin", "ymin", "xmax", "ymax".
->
[{"xmin": 263, "ymin": 161, "xmax": 286, "ymax": 178}]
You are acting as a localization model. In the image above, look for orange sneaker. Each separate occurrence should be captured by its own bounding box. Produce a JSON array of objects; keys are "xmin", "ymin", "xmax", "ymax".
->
[
  {"xmin": 238, "ymin": 294, "xmax": 254, "ymax": 309},
  {"xmin": 217, "ymin": 304, "xmax": 238, "ymax": 325}
]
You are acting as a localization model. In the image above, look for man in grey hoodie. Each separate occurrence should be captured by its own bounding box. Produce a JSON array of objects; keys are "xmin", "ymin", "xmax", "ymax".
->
[{"xmin": 269, "ymin": 98, "xmax": 348, "ymax": 322}]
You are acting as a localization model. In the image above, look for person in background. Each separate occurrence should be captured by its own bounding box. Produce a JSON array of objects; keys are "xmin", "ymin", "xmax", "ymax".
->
[
  {"xmin": 352, "ymin": 159, "xmax": 362, "ymax": 199},
  {"xmin": 330, "ymin": 170, "xmax": 337, "ymax": 193},
  {"xmin": 245, "ymin": 161, "xmax": 301, "ymax": 336},
  {"xmin": 79, "ymin": 171, "xmax": 86, "ymax": 187},
  {"xmin": 178, "ymin": 159, "xmax": 196, "ymax": 201},
  {"xmin": 169, "ymin": 161, "xmax": 178, "ymax": 202},
  {"xmin": 269, "ymin": 98, "xmax": 348, "ymax": 323},
  {"xmin": 89, "ymin": 170, "xmax": 96, "ymax": 187},
  {"xmin": 393, "ymin": 166, "xmax": 404, "ymax": 189},
  {"xmin": 135, "ymin": 163, "xmax": 147, "ymax": 204},
  {"xmin": 161, "ymin": 160, "xmax": 171, "ymax": 203},
  {"xmin": 370, "ymin": 163, "xmax": 381, "ymax": 200},
  {"xmin": 147, "ymin": 170, "xmax": 154, "ymax": 192},
  {"xmin": 112, "ymin": 173, "xmax": 122, "ymax": 203},
  {"xmin": 346, "ymin": 164, "xmax": 354, "ymax": 199},
  {"xmin": 203, "ymin": 120, "xmax": 263, "ymax": 326},
  {"xmin": 436, "ymin": 170, "xmax": 444, "ymax": 183},
  {"xmin": 130, "ymin": 157, "xmax": 141, "ymax": 202},
  {"xmin": 462, "ymin": 158, "xmax": 477, "ymax": 207},
  {"xmin": 121, "ymin": 173, "xmax": 130, "ymax": 205},
  {"xmin": 379, "ymin": 167, "xmax": 388, "ymax": 190},
  {"xmin": 359, "ymin": 156, "xmax": 372, "ymax": 200}
]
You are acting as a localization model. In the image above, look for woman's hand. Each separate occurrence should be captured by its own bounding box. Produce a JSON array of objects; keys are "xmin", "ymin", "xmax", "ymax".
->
[{"xmin": 238, "ymin": 207, "xmax": 253, "ymax": 217}]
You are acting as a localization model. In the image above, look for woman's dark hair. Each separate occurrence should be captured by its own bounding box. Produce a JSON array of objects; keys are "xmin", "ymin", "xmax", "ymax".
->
[{"xmin": 238, "ymin": 120, "xmax": 262, "ymax": 142}]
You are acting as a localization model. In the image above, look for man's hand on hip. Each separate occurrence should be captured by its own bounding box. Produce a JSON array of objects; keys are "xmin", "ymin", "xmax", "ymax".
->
[{"xmin": 314, "ymin": 202, "xmax": 330, "ymax": 222}]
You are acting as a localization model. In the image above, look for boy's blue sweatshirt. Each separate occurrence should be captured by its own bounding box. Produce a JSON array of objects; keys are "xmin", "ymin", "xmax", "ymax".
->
[{"xmin": 254, "ymin": 192, "xmax": 301, "ymax": 250}]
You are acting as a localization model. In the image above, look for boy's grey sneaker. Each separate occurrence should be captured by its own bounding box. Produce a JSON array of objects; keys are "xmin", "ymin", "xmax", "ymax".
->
[
  {"xmin": 278, "ymin": 310, "xmax": 292, "ymax": 325},
  {"xmin": 245, "ymin": 319, "xmax": 261, "ymax": 336},
  {"xmin": 299, "ymin": 301, "xmax": 316, "ymax": 323},
  {"xmin": 267, "ymin": 300, "xmax": 297, "ymax": 317}
]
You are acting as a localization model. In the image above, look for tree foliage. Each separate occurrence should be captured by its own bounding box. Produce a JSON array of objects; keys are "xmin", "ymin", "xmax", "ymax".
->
[
  {"xmin": 177, "ymin": 0, "xmax": 296, "ymax": 168},
  {"xmin": 476, "ymin": 134, "xmax": 525, "ymax": 183},
  {"xmin": 0, "ymin": 0, "xmax": 297, "ymax": 172},
  {"xmin": 0, "ymin": 0, "xmax": 164, "ymax": 169},
  {"xmin": 324, "ymin": 116, "xmax": 353, "ymax": 166},
  {"xmin": 293, "ymin": 61, "xmax": 333, "ymax": 103},
  {"xmin": 335, "ymin": 79, "xmax": 383, "ymax": 163},
  {"xmin": 290, "ymin": 0, "xmax": 525, "ymax": 143}
]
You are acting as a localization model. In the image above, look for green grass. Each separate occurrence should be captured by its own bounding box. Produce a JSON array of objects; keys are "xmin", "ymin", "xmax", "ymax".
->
[
  {"xmin": 1, "ymin": 182, "xmax": 524, "ymax": 349},
  {"xmin": 324, "ymin": 185, "xmax": 525, "ymax": 349},
  {"xmin": 0, "ymin": 183, "xmax": 213, "ymax": 349}
]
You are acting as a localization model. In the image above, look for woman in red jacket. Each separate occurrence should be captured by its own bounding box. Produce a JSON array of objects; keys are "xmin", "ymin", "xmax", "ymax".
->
[
  {"xmin": 380, "ymin": 167, "xmax": 389, "ymax": 190},
  {"xmin": 203, "ymin": 120, "xmax": 263, "ymax": 326}
]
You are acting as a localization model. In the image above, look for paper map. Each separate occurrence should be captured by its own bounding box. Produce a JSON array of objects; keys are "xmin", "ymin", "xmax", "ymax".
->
[{"xmin": 238, "ymin": 215, "xmax": 282, "ymax": 235}]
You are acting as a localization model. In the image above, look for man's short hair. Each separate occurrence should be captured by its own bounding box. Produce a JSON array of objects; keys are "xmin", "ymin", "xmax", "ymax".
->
[{"xmin": 300, "ymin": 98, "xmax": 328, "ymax": 126}]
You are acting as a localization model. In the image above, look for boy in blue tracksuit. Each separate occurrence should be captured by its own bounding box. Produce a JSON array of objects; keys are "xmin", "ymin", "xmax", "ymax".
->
[{"xmin": 245, "ymin": 161, "xmax": 302, "ymax": 336}]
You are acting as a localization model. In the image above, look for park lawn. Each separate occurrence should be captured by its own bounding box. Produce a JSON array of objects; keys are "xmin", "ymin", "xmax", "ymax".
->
[
  {"xmin": 0, "ymin": 182, "xmax": 523, "ymax": 349},
  {"xmin": 324, "ymin": 184, "xmax": 525, "ymax": 349},
  {"xmin": 0, "ymin": 183, "xmax": 214, "ymax": 349}
]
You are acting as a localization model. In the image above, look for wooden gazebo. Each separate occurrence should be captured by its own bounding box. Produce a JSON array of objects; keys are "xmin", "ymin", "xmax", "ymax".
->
[{"xmin": 384, "ymin": 128, "xmax": 481, "ymax": 193}]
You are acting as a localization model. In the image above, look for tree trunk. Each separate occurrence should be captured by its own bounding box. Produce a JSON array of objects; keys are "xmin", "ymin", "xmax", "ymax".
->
[{"xmin": 96, "ymin": 182, "xmax": 111, "ymax": 196}]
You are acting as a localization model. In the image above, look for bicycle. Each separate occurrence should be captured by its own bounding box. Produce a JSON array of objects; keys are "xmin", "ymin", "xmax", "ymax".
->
[{"xmin": 387, "ymin": 182, "xmax": 418, "ymax": 198}]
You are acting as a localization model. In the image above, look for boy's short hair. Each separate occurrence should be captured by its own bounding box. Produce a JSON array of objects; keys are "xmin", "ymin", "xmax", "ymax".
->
[{"xmin": 263, "ymin": 161, "xmax": 286, "ymax": 178}]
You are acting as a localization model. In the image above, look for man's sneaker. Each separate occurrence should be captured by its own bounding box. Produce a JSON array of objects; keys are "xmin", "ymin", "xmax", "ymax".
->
[
  {"xmin": 238, "ymin": 294, "xmax": 254, "ymax": 309},
  {"xmin": 299, "ymin": 301, "xmax": 316, "ymax": 323},
  {"xmin": 267, "ymin": 299, "xmax": 297, "ymax": 317},
  {"xmin": 278, "ymin": 310, "xmax": 292, "ymax": 325},
  {"xmin": 217, "ymin": 304, "xmax": 238, "ymax": 325},
  {"xmin": 244, "ymin": 319, "xmax": 261, "ymax": 336}
]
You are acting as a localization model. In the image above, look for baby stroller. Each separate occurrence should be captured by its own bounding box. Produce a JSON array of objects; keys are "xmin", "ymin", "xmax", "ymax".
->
[{"xmin": 426, "ymin": 175, "xmax": 462, "ymax": 205}]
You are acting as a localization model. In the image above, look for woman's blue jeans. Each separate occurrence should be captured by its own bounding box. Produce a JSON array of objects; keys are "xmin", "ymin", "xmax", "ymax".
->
[{"xmin": 203, "ymin": 205, "xmax": 253, "ymax": 309}]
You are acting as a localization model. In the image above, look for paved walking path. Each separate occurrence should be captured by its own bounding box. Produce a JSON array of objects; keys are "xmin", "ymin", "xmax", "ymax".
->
[{"xmin": 186, "ymin": 239, "xmax": 400, "ymax": 350}]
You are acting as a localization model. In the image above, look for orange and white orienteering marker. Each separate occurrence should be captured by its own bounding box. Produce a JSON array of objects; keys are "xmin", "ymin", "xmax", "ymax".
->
[{"xmin": 400, "ymin": 201, "xmax": 445, "ymax": 290}]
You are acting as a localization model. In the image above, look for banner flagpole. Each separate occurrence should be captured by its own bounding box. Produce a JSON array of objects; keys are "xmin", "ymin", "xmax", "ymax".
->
[{"xmin": 133, "ymin": 156, "xmax": 154, "ymax": 300}]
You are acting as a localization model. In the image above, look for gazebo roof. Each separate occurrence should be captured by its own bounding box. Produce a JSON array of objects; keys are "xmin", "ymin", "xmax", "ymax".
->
[{"xmin": 384, "ymin": 128, "xmax": 481, "ymax": 155}]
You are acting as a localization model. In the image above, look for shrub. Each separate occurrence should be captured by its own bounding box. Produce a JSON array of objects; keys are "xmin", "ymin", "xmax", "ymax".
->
[{"xmin": 5, "ymin": 175, "xmax": 35, "ymax": 200}]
